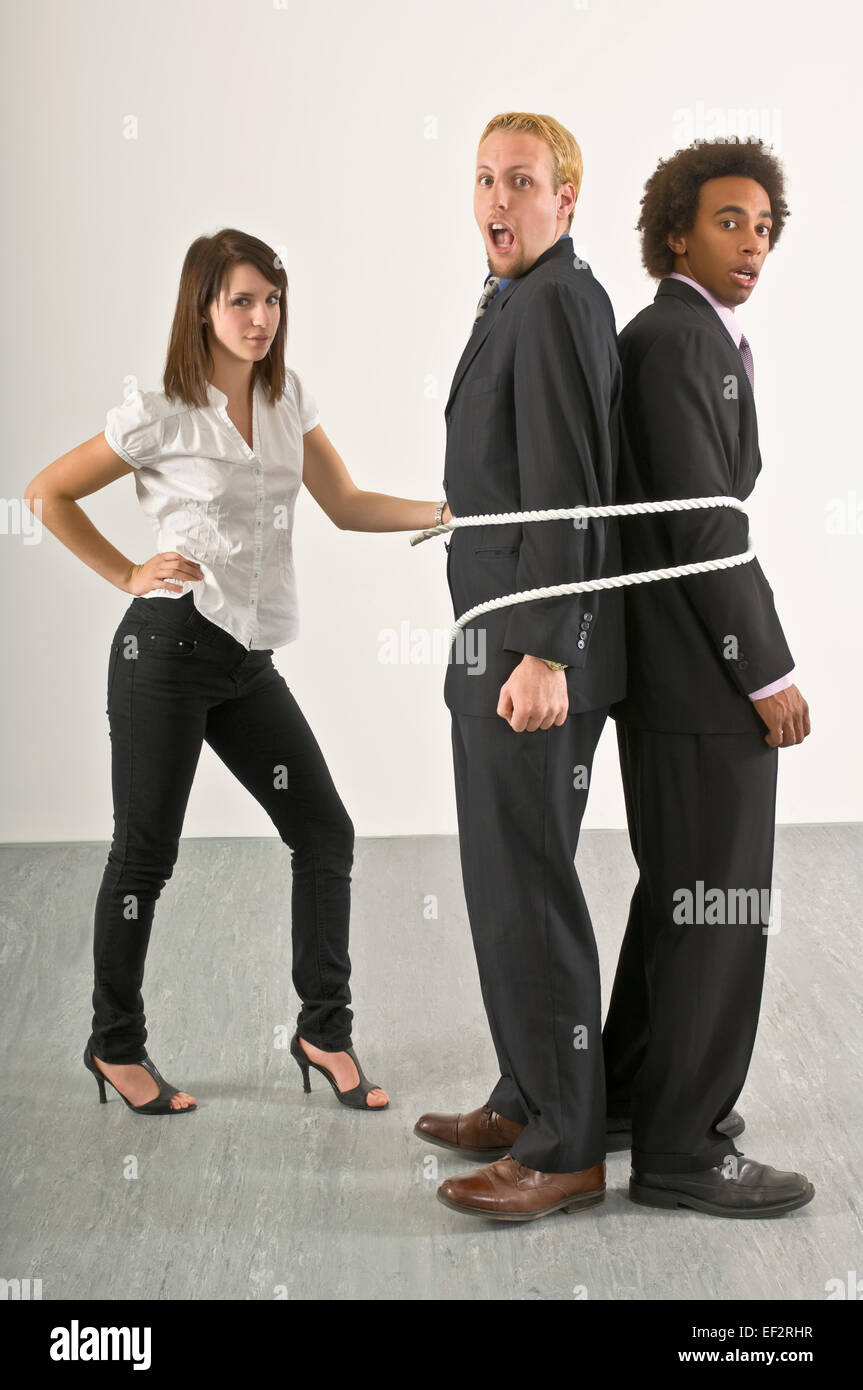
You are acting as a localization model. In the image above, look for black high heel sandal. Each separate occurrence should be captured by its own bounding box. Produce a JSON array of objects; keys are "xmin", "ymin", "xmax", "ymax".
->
[
  {"xmin": 290, "ymin": 1032, "xmax": 388, "ymax": 1111},
  {"xmin": 83, "ymin": 1046, "xmax": 197, "ymax": 1115}
]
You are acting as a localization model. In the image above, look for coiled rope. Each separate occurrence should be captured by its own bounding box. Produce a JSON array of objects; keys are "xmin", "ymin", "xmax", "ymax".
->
[{"xmin": 409, "ymin": 496, "xmax": 754, "ymax": 649}]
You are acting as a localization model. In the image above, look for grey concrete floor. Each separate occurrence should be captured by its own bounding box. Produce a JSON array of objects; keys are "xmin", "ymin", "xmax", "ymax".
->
[{"xmin": 0, "ymin": 825, "xmax": 860, "ymax": 1301}]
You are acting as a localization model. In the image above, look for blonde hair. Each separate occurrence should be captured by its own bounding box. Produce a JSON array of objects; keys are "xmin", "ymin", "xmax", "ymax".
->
[{"xmin": 477, "ymin": 112, "xmax": 583, "ymax": 230}]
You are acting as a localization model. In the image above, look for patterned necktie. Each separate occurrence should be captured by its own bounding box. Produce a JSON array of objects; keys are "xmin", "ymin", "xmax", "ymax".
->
[
  {"xmin": 738, "ymin": 333, "xmax": 755, "ymax": 390},
  {"xmin": 472, "ymin": 274, "xmax": 501, "ymax": 331}
]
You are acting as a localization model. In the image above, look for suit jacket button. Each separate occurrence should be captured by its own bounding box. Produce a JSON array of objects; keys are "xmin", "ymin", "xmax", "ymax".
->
[{"xmin": 582, "ymin": 612, "xmax": 593, "ymax": 621}]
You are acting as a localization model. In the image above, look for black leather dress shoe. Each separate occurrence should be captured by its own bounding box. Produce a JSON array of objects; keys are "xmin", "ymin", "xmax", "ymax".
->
[
  {"xmin": 629, "ymin": 1156, "xmax": 814, "ymax": 1218},
  {"xmin": 605, "ymin": 1108, "xmax": 745, "ymax": 1153}
]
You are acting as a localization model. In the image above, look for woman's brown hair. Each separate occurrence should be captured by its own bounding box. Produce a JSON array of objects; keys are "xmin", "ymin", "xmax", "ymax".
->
[{"xmin": 163, "ymin": 228, "xmax": 289, "ymax": 409}]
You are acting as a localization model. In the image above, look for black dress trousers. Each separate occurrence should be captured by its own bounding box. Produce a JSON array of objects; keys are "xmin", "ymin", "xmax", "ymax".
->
[
  {"xmin": 603, "ymin": 720, "xmax": 779, "ymax": 1172},
  {"xmin": 450, "ymin": 705, "xmax": 609, "ymax": 1173}
]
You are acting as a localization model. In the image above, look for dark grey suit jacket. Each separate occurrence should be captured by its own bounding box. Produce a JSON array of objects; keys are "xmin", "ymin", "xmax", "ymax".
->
[
  {"xmin": 611, "ymin": 277, "xmax": 794, "ymax": 734},
  {"xmin": 442, "ymin": 235, "xmax": 626, "ymax": 717}
]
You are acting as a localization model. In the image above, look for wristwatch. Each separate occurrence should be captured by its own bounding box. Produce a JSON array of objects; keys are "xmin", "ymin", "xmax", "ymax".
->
[{"xmin": 541, "ymin": 659, "xmax": 568, "ymax": 671}]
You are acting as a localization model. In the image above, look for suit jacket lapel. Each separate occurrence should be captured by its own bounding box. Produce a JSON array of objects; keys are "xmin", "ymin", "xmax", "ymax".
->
[
  {"xmin": 656, "ymin": 279, "xmax": 755, "ymax": 407},
  {"xmin": 445, "ymin": 236, "xmax": 575, "ymax": 418},
  {"xmin": 444, "ymin": 280, "xmax": 518, "ymax": 416}
]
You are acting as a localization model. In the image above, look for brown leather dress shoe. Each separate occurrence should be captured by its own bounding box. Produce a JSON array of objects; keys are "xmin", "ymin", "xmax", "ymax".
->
[
  {"xmin": 437, "ymin": 1156, "xmax": 606, "ymax": 1222},
  {"xmin": 414, "ymin": 1103, "xmax": 524, "ymax": 1160},
  {"xmin": 417, "ymin": 1102, "xmax": 746, "ymax": 1158}
]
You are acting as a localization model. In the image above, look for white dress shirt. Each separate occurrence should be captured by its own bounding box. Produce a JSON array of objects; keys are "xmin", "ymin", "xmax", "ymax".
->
[{"xmin": 104, "ymin": 369, "xmax": 319, "ymax": 649}]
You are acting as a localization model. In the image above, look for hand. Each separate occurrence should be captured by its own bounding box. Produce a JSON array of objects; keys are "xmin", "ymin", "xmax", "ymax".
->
[
  {"xmin": 497, "ymin": 655, "xmax": 569, "ymax": 732},
  {"xmin": 442, "ymin": 501, "xmax": 452, "ymax": 524},
  {"xmin": 751, "ymin": 684, "xmax": 811, "ymax": 747},
  {"xmin": 124, "ymin": 552, "xmax": 204, "ymax": 595}
]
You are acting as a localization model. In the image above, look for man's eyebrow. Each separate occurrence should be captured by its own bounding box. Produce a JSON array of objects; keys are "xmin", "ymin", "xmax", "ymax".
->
[
  {"xmin": 712, "ymin": 204, "xmax": 773, "ymax": 220},
  {"xmin": 476, "ymin": 163, "xmax": 536, "ymax": 173}
]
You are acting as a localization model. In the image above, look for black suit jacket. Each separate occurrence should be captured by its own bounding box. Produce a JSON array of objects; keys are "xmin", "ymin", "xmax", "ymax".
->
[
  {"xmin": 611, "ymin": 277, "xmax": 794, "ymax": 734},
  {"xmin": 442, "ymin": 235, "xmax": 626, "ymax": 717}
]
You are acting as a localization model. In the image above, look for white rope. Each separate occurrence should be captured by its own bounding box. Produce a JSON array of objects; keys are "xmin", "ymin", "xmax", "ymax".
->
[
  {"xmin": 409, "ymin": 494, "xmax": 748, "ymax": 545},
  {"xmin": 408, "ymin": 496, "xmax": 755, "ymax": 649}
]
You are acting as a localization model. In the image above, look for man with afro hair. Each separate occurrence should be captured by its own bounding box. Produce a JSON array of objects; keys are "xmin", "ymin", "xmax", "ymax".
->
[{"xmin": 605, "ymin": 136, "xmax": 814, "ymax": 1217}]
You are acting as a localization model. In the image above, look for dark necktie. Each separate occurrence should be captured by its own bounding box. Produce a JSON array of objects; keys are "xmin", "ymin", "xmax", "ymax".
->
[
  {"xmin": 739, "ymin": 333, "xmax": 755, "ymax": 390},
  {"xmin": 472, "ymin": 274, "xmax": 501, "ymax": 332}
]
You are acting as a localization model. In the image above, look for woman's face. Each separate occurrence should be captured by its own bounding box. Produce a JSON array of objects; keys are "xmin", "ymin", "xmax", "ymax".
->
[{"xmin": 204, "ymin": 263, "xmax": 282, "ymax": 365}]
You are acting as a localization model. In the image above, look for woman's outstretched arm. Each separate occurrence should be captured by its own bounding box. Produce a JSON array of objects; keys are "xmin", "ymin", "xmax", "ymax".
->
[{"xmin": 301, "ymin": 424, "xmax": 451, "ymax": 532}]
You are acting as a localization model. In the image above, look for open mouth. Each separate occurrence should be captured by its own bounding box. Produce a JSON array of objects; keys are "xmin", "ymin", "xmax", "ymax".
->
[
  {"xmin": 730, "ymin": 267, "xmax": 757, "ymax": 287},
  {"xmin": 489, "ymin": 221, "xmax": 516, "ymax": 251}
]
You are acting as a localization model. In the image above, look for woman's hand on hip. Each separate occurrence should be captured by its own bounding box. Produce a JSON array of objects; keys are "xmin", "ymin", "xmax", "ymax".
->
[{"xmin": 124, "ymin": 552, "xmax": 204, "ymax": 595}]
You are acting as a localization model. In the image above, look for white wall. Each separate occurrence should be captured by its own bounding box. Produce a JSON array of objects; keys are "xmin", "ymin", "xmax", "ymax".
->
[{"xmin": 5, "ymin": 0, "xmax": 859, "ymax": 841}]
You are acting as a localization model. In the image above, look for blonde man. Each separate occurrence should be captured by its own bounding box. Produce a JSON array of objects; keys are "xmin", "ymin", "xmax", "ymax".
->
[{"xmin": 415, "ymin": 113, "xmax": 626, "ymax": 1221}]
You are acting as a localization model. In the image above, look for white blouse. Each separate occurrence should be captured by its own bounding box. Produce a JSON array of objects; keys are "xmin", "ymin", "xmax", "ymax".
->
[{"xmin": 104, "ymin": 369, "xmax": 320, "ymax": 649}]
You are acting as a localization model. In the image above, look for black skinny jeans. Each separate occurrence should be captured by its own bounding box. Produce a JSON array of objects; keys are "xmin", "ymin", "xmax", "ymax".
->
[{"xmin": 88, "ymin": 591, "xmax": 355, "ymax": 1063}]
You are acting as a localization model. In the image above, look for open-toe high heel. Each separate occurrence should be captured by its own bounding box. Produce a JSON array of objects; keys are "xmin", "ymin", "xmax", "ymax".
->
[
  {"xmin": 290, "ymin": 1032, "xmax": 388, "ymax": 1111},
  {"xmin": 83, "ymin": 1046, "xmax": 197, "ymax": 1115}
]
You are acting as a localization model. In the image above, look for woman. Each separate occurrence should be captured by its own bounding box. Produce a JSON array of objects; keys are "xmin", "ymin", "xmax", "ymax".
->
[{"xmin": 24, "ymin": 228, "xmax": 451, "ymax": 1115}]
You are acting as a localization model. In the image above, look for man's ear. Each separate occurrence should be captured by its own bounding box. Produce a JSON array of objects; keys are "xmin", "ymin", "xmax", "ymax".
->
[{"xmin": 558, "ymin": 181, "xmax": 577, "ymax": 222}]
